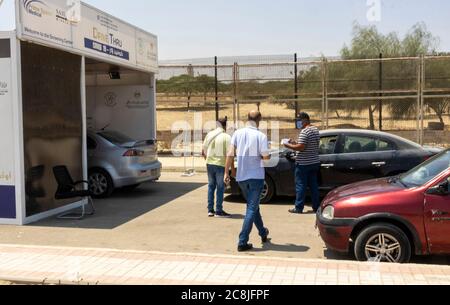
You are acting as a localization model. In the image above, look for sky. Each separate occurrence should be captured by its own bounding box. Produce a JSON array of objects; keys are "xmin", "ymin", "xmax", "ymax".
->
[{"xmin": 1, "ymin": 0, "xmax": 449, "ymax": 60}]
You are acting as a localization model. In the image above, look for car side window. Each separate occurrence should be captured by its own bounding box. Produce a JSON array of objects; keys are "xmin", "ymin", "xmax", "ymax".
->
[
  {"xmin": 87, "ymin": 136, "xmax": 97, "ymax": 150},
  {"xmin": 378, "ymin": 139, "xmax": 396, "ymax": 151},
  {"xmin": 343, "ymin": 136, "xmax": 395, "ymax": 154},
  {"xmin": 319, "ymin": 136, "xmax": 338, "ymax": 155},
  {"xmin": 343, "ymin": 136, "xmax": 377, "ymax": 154}
]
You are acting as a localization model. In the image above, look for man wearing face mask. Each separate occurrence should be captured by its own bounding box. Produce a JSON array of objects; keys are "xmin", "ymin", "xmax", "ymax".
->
[{"xmin": 284, "ymin": 112, "xmax": 321, "ymax": 214}]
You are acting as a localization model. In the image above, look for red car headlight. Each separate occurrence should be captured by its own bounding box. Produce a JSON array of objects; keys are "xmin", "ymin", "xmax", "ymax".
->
[{"xmin": 322, "ymin": 206, "xmax": 335, "ymax": 220}]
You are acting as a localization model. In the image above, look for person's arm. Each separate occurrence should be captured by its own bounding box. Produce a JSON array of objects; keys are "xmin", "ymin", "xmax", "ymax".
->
[
  {"xmin": 260, "ymin": 135, "xmax": 271, "ymax": 161},
  {"xmin": 284, "ymin": 132, "xmax": 307, "ymax": 152},
  {"xmin": 224, "ymin": 145, "xmax": 236, "ymax": 185},
  {"xmin": 202, "ymin": 136, "xmax": 209, "ymax": 160},
  {"xmin": 285, "ymin": 141, "xmax": 306, "ymax": 152}
]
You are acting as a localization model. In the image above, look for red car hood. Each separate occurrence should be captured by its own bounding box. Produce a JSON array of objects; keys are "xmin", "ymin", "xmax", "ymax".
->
[{"xmin": 323, "ymin": 178, "xmax": 404, "ymax": 206}]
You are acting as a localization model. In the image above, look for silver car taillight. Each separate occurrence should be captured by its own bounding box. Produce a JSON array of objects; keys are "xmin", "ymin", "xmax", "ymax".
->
[{"xmin": 123, "ymin": 149, "xmax": 145, "ymax": 157}]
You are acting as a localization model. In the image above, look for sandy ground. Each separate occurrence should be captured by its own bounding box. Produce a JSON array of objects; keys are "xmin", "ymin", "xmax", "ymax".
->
[{"xmin": 157, "ymin": 101, "xmax": 450, "ymax": 132}]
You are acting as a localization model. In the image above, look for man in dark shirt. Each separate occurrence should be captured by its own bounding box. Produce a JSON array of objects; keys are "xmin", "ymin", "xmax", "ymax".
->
[{"xmin": 284, "ymin": 112, "xmax": 321, "ymax": 214}]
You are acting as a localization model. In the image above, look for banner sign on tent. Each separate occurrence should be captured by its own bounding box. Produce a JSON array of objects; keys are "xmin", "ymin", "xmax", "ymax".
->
[
  {"xmin": 17, "ymin": 0, "xmax": 158, "ymax": 72},
  {"xmin": 0, "ymin": 50, "xmax": 16, "ymax": 219}
]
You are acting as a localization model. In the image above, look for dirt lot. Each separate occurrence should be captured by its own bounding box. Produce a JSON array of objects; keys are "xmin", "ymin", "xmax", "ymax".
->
[
  {"xmin": 157, "ymin": 101, "xmax": 450, "ymax": 132},
  {"xmin": 0, "ymin": 172, "xmax": 448, "ymax": 265}
]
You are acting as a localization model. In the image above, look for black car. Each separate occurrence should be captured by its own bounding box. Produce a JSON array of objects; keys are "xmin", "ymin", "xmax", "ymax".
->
[{"xmin": 227, "ymin": 129, "xmax": 442, "ymax": 203}]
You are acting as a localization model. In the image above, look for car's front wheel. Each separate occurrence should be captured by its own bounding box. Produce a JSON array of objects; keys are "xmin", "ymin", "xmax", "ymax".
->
[
  {"xmin": 89, "ymin": 169, "xmax": 114, "ymax": 198},
  {"xmin": 260, "ymin": 177, "xmax": 275, "ymax": 204},
  {"xmin": 354, "ymin": 223, "xmax": 412, "ymax": 264}
]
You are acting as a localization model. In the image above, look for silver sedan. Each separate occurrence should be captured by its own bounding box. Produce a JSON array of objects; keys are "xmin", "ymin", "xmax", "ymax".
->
[{"xmin": 87, "ymin": 130, "xmax": 162, "ymax": 198}]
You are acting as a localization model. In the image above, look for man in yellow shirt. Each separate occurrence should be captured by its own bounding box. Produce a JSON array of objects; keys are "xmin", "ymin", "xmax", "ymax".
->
[{"xmin": 202, "ymin": 117, "xmax": 232, "ymax": 218}]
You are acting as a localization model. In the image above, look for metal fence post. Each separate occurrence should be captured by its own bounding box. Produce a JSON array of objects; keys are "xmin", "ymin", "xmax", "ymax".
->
[
  {"xmin": 232, "ymin": 62, "xmax": 238, "ymax": 126},
  {"xmin": 321, "ymin": 58, "xmax": 329, "ymax": 129},
  {"xmin": 379, "ymin": 53, "xmax": 383, "ymax": 131},
  {"xmin": 294, "ymin": 53, "xmax": 299, "ymax": 117},
  {"xmin": 236, "ymin": 63, "xmax": 240, "ymax": 126},
  {"xmin": 420, "ymin": 55, "xmax": 425, "ymax": 146},
  {"xmin": 416, "ymin": 57, "xmax": 421, "ymax": 144},
  {"xmin": 214, "ymin": 56, "xmax": 219, "ymax": 121}
]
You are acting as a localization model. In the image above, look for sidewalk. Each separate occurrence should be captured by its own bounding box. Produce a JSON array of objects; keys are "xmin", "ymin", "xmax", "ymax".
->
[
  {"xmin": 160, "ymin": 156, "xmax": 207, "ymax": 173},
  {"xmin": 0, "ymin": 244, "xmax": 449, "ymax": 285}
]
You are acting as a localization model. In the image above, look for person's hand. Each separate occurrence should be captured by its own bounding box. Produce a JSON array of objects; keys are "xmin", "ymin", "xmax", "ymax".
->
[
  {"xmin": 231, "ymin": 168, "xmax": 237, "ymax": 178},
  {"xmin": 224, "ymin": 173, "xmax": 231, "ymax": 186}
]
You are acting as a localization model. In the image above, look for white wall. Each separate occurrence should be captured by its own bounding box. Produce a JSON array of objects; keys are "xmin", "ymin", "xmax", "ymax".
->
[
  {"xmin": 86, "ymin": 75, "xmax": 156, "ymax": 141},
  {"xmin": 0, "ymin": 0, "xmax": 16, "ymax": 31}
]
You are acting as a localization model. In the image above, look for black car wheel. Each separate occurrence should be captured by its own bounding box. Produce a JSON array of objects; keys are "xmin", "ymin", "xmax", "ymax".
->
[
  {"xmin": 89, "ymin": 169, "xmax": 114, "ymax": 198},
  {"xmin": 354, "ymin": 223, "xmax": 411, "ymax": 264},
  {"xmin": 260, "ymin": 177, "xmax": 275, "ymax": 204}
]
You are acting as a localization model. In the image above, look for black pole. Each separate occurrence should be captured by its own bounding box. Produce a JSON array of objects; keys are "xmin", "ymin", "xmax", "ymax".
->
[
  {"xmin": 379, "ymin": 53, "xmax": 383, "ymax": 131},
  {"xmin": 214, "ymin": 56, "xmax": 219, "ymax": 122},
  {"xmin": 294, "ymin": 53, "xmax": 299, "ymax": 117}
]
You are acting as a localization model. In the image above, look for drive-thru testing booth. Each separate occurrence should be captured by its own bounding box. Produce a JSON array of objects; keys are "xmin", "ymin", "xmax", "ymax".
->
[{"xmin": 0, "ymin": 0, "xmax": 158, "ymax": 225}]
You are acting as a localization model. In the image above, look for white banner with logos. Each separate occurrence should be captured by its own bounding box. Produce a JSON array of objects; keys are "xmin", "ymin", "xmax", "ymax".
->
[
  {"xmin": 0, "ymin": 57, "xmax": 14, "ymax": 187},
  {"xmin": 86, "ymin": 85, "xmax": 154, "ymax": 141},
  {"xmin": 17, "ymin": 0, "xmax": 158, "ymax": 72}
]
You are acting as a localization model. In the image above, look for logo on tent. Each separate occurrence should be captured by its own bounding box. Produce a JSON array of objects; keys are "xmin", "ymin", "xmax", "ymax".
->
[
  {"xmin": 104, "ymin": 92, "xmax": 117, "ymax": 107},
  {"xmin": 22, "ymin": 0, "xmax": 52, "ymax": 17}
]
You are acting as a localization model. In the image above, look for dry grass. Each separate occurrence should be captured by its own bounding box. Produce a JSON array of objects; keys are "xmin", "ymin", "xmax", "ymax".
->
[{"xmin": 157, "ymin": 101, "xmax": 450, "ymax": 132}]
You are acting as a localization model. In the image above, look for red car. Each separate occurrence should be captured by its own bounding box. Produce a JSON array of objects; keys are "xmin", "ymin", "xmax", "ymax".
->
[{"xmin": 317, "ymin": 149, "xmax": 450, "ymax": 263}]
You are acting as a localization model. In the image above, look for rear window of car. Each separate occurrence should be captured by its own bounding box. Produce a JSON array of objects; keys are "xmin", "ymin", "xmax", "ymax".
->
[
  {"xmin": 98, "ymin": 131, "xmax": 134, "ymax": 145},
  {"xmin": 343, "ymin": 136, "xmax": 395, "ymax": 153}
]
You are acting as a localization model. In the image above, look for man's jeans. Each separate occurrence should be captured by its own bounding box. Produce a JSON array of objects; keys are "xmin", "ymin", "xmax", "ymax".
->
[
  {"xmin": 207, "ymin": 164, "xmax": 225, "ymax": 213},
  {"xmin": 295, "ymin": 163, "xmax": 321, "ymax": 212},
  {"xmin": 238, "ymin": 179, "xmax": 267, "ymax": 246}
]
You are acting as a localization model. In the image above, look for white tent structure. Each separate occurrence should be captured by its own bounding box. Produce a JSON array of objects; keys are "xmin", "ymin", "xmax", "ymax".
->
[{"xmin": 0, "ymin": 0, "xmax": 158, "ymax": 225}]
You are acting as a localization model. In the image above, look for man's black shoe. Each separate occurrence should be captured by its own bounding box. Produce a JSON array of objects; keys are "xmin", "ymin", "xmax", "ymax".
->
[
  {"xmin": 238, "ymin": 244, "xmax": 253, "ymax": 252},
  {"xmin": 262, "ymin": 228, "xmax": 270, "ymax": 243},
  {"xmin": 289, "ymin": 208, "xmax": 303, "ymax": 214},
  {"xmin": 215, "ymin": 211, "xmax": 232, "ymax": 218},
  {"xmin": 208, "ymin": 210, "xmax": 215, "ymax": 217}
]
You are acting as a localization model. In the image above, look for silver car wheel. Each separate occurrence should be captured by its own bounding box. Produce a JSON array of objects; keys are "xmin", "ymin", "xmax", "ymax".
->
[
  {"xmin": 89, "ymin": 173, "xmax": 109, "ymax": 196},
  {"xmin": 260, "ymin": 181, "xmax": 269, "ymax": 201},
  {"xmin": 365, "ymin": 233, "xmax": 402, "ymax": 263}
]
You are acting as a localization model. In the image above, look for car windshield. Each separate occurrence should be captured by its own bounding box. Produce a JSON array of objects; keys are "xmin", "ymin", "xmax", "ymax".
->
[
  {"xmin": 98, "ymin": 131, "xmax": 134, "ymax": 145},
  {"xmin": 400, "ymin": 150, "xmax": 450, "ymax": 187}
]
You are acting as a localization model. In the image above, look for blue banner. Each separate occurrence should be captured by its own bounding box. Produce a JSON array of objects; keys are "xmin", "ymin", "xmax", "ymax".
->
[
  {"xmin": 0, "ymin": 186, "xmax": 16, "ymax": 219},
  {"xmin": 84, "ymin": 38, "xmax": 130, "ymax": 61}
]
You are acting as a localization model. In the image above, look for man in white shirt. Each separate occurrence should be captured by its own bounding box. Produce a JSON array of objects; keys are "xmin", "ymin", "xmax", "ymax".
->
[{"xmin": 224, "ymin": 111, "xmax": 271, "ymax": 252}]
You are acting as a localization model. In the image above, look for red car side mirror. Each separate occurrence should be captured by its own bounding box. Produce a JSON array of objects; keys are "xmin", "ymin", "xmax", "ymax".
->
[{"xmin": 427, "ymin": 181, "xmax": 450, "ymax": 196}]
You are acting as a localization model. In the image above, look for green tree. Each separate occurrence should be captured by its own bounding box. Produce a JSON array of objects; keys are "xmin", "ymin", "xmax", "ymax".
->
[{"xmin": 337, "ymin": 22, "xmax": 446, "ymax": 130}]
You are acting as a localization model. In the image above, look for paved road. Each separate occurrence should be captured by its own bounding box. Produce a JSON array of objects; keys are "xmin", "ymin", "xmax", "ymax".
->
[{"xmin": 0, "ymin": 172, "xmax": 448, "ymax": 265}]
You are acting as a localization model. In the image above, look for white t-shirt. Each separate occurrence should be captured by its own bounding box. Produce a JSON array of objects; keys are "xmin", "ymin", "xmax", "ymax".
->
[{"xmin": 231, "ymin": 126, "xmax": 269, "ymax": 182}]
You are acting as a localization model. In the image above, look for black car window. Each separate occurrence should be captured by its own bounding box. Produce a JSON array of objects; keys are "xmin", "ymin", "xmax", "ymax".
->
[
  {"xmin": 319, "ymin": 136, "xmax": 338, "ymax": 155},
  {"xmin": 344, "ymin": 136, "xmax": 376, "ymax": 153},
  {"xmin": 98, "ymin": 131, "xmax": 134, "ymax": 145},
  {"xmin": 87, "ymin": 136, "xmax": 97, "ymax": 150},
  {"xmin": 378, "ymin": 139, "xmax": 396, "ymax": 151},
  {"xmin": 343, "ymin": 136, "xmax": 395, "ymax": 154}
]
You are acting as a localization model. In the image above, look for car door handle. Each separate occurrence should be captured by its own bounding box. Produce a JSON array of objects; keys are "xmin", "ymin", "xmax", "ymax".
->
[
  {"xmin": 432, "ymin": 210, "xmax": 449, "ymax": 216},
  {"xmin": 372, "ymin": 162, "xmax": 386, "ymax": 167},
  {"xmin": 432, "ymin": 210, "xmax": 450, "ymax": 221},
  {"xmin": 321, "ymin": 164, "xmax": 335, "ymax": 168}
]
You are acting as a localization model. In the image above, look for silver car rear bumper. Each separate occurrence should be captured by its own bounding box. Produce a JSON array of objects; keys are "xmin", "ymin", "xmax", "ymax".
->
[{"xmin": 113, "ymin": 161, "xmax": 162, "ymax": 188}]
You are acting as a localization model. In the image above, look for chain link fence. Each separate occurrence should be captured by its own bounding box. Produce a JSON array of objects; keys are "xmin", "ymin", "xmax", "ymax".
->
[{"xmin": 157, "ymin": 55, "xmax": 450, "ymax": 151}]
